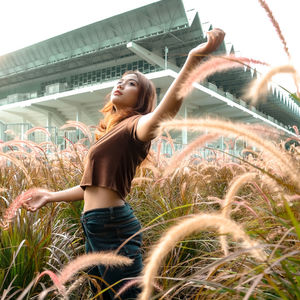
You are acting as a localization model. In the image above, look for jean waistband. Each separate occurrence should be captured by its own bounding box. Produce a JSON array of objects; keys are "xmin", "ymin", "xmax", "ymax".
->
[{"xmin": 81, "ymin": 202, "xmax": 132, "ymax": 218}]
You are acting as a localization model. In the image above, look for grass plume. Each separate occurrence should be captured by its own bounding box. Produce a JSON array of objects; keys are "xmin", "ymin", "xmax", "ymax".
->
[
  {"xmin": 60, "ymin": 121, "xmax": 93, "ymax": 144},
  {"xmin": 159, "ymin": 118, "xmax": 299, "ymax": 192},
  {"xmin": 222, "ymin": 173, "xmax": 257, "ymax": 218},
  {"xmin": 163, "ymin": 133, "xmax": 219, "ymax": 176},
  {"xmin": 139, "ymin": 213, "xmax": 266, "ymax": 300},
  {"xmin": 245, "ymin": 64, "xmax": 299, "ymax": 103},
  {"xmin": 177, "ymin": 55, "xmax": 268, "ymax": 98},
  {"xmin": 0, "ymin": 152, "xmax": 33, "ymax": 184},
  {"xmin": 257, "ymin": 0, "xmax": 290, "ymax": 58},
  {"xmin": 220, "ymin": 173, "xmax": 257, "ymax": 255},
  {"xmin": 24, "ymin": 127, "xmax": 51, "ymax": 139},
  {"xmin": 37, "ymin": 252, "xmax": 132, "ymax": 298},
  {"xmin": 0, "ymin": 188, "xmax": 38, "ymax": 229}
]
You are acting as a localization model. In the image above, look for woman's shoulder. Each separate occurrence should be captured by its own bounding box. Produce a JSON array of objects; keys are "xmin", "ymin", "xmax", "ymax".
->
[{"xmin": 123, "ymin": 114, "xmax": 142, "ymax": 128}]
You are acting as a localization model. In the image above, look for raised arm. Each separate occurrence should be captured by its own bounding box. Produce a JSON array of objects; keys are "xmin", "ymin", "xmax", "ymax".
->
[
  {"xmin": 136, "ymin": 28, "xmax": 225, "ymax": 142},
  {"xmin": 22, "ymin": 185, "xmax": 84, "ymax": 212}
]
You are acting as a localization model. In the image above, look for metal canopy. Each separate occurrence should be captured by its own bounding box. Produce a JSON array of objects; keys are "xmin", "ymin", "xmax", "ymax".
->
[
  {"xmin": 209, "ymin": 67, "xmax": 300, "ymax": 127},
  {"xmin": 0, "ymin": 0, "xmax": 187, "ymax": 79},
  {"xmin": 0, "ymin": 70, "xmax": 293, "ymax": 138},
  {"xmin": 0, "ymin": 0, "xmax": 299, "ymax": 134}
]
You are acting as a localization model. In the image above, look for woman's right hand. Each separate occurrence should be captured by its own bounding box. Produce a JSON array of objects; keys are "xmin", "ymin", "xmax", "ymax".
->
[
  {"xmin": 188, "ymin": 28, "xmax": 225, "ymax": 62},
  {"xmin": 22, "ymin": 189, "xmax": 52, "ymax": 212}
]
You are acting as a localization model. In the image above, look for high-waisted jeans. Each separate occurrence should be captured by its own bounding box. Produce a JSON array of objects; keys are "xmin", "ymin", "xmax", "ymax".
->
[{"xmin": 80, "ymin": 203, "xmax": 142, "ymax": 299}]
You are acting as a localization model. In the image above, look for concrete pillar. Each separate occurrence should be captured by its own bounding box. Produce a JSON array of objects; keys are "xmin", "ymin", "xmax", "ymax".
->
[
  {"xmin": 220, "ymin": 136, "xmax": 224, "ymax": 160},
  {"xmin": 47, "ymin": 112, "xmax": 52, "ymax": 127},
  {"xmin": 76, "ymin": 110, "xmax": 81, "ymax": 122},
  {"xmin": 0, "ymin": 122, "xmax": 4, "ymax": 141},
  {"xmin": 164, "ymin": 46, "xmax": 168, "ymax": 69},
  {"xmin": 182, "ymin": 105, "xmax": 188, "ymax": 147},
  {"xmin": 76, "ymin": 109, "xmax": 82, "ymax": 140},
  {"xmin": 21, "ymin": 117, "xmax": 27, "ymax": 140},
  {"xmin": 47, "ymin": 112, "xmax": 52, "ymax": 142},
  {"xmin": 156, "ymin": 88, "xmax": 161, "ymax": 104}
]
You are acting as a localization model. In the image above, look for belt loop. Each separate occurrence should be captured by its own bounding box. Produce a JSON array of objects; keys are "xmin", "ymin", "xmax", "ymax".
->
[{"xmin": 109, "ymin": 207, "xmax": 115, "ymax": 219}]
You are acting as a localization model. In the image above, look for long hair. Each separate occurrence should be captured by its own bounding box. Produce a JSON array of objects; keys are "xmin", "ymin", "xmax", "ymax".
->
[{"xmin": 95, "ymin": 70, "xmax": 156, "ymax": 140}]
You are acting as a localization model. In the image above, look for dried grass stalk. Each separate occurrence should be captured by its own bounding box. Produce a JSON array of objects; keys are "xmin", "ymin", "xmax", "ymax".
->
[
  {"xmin": 24, "ymin": 127, "xmax": 51, "ymax": 138},
  {"xmin": 159, "ymin": 118, "xmax": 299, "ymax": 192},
  {"xmin": 60, "ymin": 121, "xmax": 93, "ymax": 144},
  {"xmin": 139, "ymin": 213, "xmax": 266, "ymax": 300},
  {"xmin": 38, "ymin": 252, "xmax": 133, "ymax": 298},
  {"xmin": 220, "ymin": 173, "xmax": 257, "ymax": 255},
  {"xmin": 163, "ymin": 133, "xmax": 219, "ymax": 176},
  {"xmin": 245, "ymin": 64, "xmax": 299, "ymax": 104},
  {"xmin": 222, "ymin": 173, "xmax": 257, "ymax": 218},
  {"xmin": 177, "ymin": 55, "xmax": 268, "ymax": 98},
  {"xmin": 0, "ymin": 152, "xmax": 33, "ymax": 185},
  {"xmin": 257, "ymin": 0, "xmax": 290, "ymax": 58},
  {"xmin": 0, "ymin": 189, "xmax": 39, "ymax": 230}
]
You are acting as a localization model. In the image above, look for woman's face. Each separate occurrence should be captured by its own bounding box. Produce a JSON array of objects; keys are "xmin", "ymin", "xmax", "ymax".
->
[{"xmin": 110, "ymin": 74, "xmax": 139, "ymax": 111}]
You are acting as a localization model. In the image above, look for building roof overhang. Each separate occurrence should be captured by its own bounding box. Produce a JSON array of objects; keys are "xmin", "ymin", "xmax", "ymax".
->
[
  {"xmin": 0, "ymin": 69, "xmax": 295, "ymax": 137},
  {"xmin": 0, "ymin": 0, "xmax": 188, "ymax": 81},
  {"xmin": 0, "ymin": 0, "xmax": 299, "ymax": 133}
]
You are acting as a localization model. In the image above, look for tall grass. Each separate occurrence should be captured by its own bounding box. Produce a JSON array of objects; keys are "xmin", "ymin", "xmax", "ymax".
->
[
  {"xmin": 0, "ymin": 138, "xmax": 87, "ymax": 298},
  {"xmin": 1, "ymin": 115, "xmax": 299, "ymax": 299}
]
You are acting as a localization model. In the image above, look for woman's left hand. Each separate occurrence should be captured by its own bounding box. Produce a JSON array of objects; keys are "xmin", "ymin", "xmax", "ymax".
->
[{"xmin": 22, "ymin": 189, "xmax": 51, "ymax": 212}]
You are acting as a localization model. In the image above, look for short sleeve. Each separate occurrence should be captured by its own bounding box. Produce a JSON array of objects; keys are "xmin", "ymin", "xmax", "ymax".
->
[{"xmin": 127, "ymin": 115, "xmax": 151, "ymax": 150}]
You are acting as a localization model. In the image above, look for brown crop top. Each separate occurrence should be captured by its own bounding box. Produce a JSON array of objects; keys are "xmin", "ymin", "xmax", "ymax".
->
[{"xmin": 80, "ymin": 115, "xmax": 151, "ymax": 199}]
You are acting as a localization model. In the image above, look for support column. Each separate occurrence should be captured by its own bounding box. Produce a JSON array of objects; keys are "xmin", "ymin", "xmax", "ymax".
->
[
  {"xmin": 156, "ymin": 88, "xmax": 161, "ymax": 104},
  {"xmin": 164, "ymin": 46, "xmax": 168, "ymax": 70},
  {"xmin": 21, "ymin": 117, "xmax": 27, "ymax": 140},
  {"xmin": 47, "ymin": 112, "xmax": 52, "ymax": 128},
  {"xmin": 47, "ymin": 112, "xmax": 52, "ymax": 142},
  {"xmin": 76, "ymin": 110, "xmax": 81, "ymax": 122},
  {"xmin": 0, "ymin": 121, "xmax": 5, "ymax": 142},
  {"xmin": 76, "ymin": 109, "xmax": 82, "ymax": 140},
  {"xmin": 182, "ymin": 105, "xmax": 188, "ymax": 147},
  {"xmin": 220, "ymin": 136, "xmax": 224, "ymax": 160}
]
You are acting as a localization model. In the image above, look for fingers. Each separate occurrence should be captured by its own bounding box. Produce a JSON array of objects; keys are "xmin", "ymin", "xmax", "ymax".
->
[
  {"xmin": 22, "ymin": 197, "xmax": 38, "ymax": 212},
  {"xmin": 207, "ymin": 28, "xmax": 225, "ymax": 44},
  {"xmin": 208, "ymin": 28, "xmax": 225, "ymax": 37},
  {"xmin": 205, "ymin": 28, "xmax": 225, "ymax": 53},
  {"xmin": 207, "ymin": 32, "xmax": 220, "ymax": 45},
  {"xmin": 22, "ymin": 202, "xmax": 31, "ymax": 211},
  {"xmin": 23, "ymin": 205, "xmax": 37, "ymax": 212}
]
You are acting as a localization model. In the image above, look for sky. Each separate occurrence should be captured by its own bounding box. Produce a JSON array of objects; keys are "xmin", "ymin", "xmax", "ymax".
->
[{"xmin": 0, "ymin": 0, "xmax": 299, "ymax": 92}]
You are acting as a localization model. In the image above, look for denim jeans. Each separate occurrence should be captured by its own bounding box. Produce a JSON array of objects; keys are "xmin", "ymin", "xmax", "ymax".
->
[{"xmin": 80, "ymin": 203, "xmax": 143, "ymax": 299}]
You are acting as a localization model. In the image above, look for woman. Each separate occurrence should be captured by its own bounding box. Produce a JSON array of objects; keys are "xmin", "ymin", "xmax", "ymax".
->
[{"xmin": 23, "ymin": 28, "xmax": 225, "ymax": 299}]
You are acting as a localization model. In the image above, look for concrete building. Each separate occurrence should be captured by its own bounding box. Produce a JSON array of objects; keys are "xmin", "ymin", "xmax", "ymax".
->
[{"xmin": 0, "ymin": 0, "xmax": 299, "ymax": 151}]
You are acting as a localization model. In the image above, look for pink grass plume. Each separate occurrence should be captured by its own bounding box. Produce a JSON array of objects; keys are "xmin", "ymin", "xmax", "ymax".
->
[
  {"xmin": 220, "ymin": 173, "xmax": 258, "ymax": 255},
  {"xmin": 0, "ymin": 188, "xmax": 38, "ymax": 229},
  {"xmin": 60, "ymin": 120, "xmax": 93, "ymax": 144},
  {"xmin": 24, "ymin": 127, "xmax": 51, "ymax": 139},
  {"xmin": 37, "ymin": 252, "xmax": 133, "ymax": 298},
  {"xmin": 257, "ymin": 0, "xmax": 290, "ymax": 58},
  {"xmin": 292, "ymin": 125, "xmax": 299, "ymax": 135},
  {"xmin": 177, "ymin": 55, "xmax": 268, "ymax": 98},
  {"xmin": 163, "ymin": 133, "xmax": 219, "ymax": 176},
  {"xmin": 245, "ymin": 64, "xmax": 299, "ymax": 104},
  {"xmin": 139, "ymin": 213, "xmax": 266, "ymax": 300},
  {"xmin": 38, "ymin": 270, "xmax": 64, "ymax": 293}
]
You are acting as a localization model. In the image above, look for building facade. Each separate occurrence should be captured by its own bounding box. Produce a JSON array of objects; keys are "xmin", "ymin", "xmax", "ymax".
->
[{"xmin": 0, "ymin": 0, "xmax": 299, "ymax": 152}]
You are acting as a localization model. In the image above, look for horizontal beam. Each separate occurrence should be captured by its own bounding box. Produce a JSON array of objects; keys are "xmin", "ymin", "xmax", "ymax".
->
[{"xmin": 127, "ymin": 41, "xmax": 180, "ymax": 72}]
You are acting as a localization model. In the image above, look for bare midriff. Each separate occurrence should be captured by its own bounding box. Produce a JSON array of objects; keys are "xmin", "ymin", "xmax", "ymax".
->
[{"xmin": 83, "ymin": 186, "xmax": 125, "ymax": 212}]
